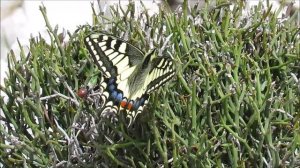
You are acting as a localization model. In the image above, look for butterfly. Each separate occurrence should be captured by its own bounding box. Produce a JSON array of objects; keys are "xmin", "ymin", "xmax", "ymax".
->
[{"xmin": 84, "ymin": 33, "xmax": 175, "ymax": 124}]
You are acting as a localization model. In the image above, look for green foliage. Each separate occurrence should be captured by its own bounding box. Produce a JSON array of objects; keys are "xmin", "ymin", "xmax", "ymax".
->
[{"xmin": 1, "ymin": 1, "xmax": 299, "ymax": 167}]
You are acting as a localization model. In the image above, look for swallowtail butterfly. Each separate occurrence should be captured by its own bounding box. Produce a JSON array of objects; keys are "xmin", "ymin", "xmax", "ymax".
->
[{"xmin": 84, "ymin": 33, "xmax": 175, "ymax": 124}]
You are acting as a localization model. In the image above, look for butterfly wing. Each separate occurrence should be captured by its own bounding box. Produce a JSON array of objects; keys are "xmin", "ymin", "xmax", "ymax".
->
[
  {"xmin": 145, "ymin": 57, "xmax": 175, "ymax": 93},
  {"xmin": 84, "ymin": 33, "xmax": 144, "ymax": 78},
  {"xmin": 85, "ymin": 33, "xmax": 146, "ymax": 118},
  {"xmin": 85, "ymin": 33, "xmax": 145, "ymax": 105},
  {"xmin": 123, "ymin": 57, "xmax": 175, "ymax": 123}
]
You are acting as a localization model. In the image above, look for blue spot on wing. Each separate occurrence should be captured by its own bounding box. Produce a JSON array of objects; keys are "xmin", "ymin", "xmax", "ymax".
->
[
  {"xmin": 133, "ymin": 100, "xmax": 140, "ymax": 110},
  {"xmin": 116, "ymin": 93, "xmax": 123, "ymax": 102},
  {"xmin": 140, "ymin": 97, "xmax": 145, "ymax": 106},
  {"xmin": 108, "ymin": 78, "xmax": 115, "ymax": 84},
  {"xmin": 111, "ymin": 91, "xmax": 118, "ymax": 99},
  {"xmin": 108, "ymin": 84, "xmax": 115, "ymax": 91}
]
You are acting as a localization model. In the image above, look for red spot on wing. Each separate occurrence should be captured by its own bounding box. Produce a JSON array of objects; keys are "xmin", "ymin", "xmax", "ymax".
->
[
  {"xmin": 127, "ymin": 101, "xmax": 133, "ymax": 111},
  {"xmin": 120, "ymin": 100, "xmax": 127, "ymax": 108}
]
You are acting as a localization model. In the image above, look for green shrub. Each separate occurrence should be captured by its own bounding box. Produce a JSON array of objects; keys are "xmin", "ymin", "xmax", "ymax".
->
[{"xmin": 1, "ymin": 1, "xmax": 299, "ymax": 167}]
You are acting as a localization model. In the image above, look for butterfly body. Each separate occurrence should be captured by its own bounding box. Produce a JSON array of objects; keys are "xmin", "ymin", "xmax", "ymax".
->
[{"xmin": 84, "ymin": 33, "xmax": 175, "ymax": 122}]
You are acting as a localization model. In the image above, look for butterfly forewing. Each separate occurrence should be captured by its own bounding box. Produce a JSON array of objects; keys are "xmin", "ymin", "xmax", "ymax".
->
[
  {"xmin": 84, "ymin": 34, "xmax": 144, "ymax": 78},
  {"xmin": 145, "ymin": 57, "xmax": 175, "ymax": 93}
]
